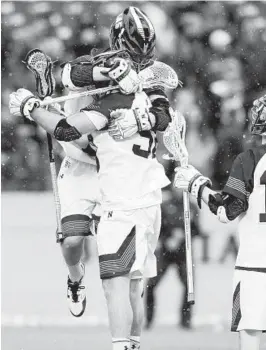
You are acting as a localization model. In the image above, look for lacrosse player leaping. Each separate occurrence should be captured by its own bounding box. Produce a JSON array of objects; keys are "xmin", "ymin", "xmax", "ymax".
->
[
  {"xmin": 171, "ymin": 96, "xmax": 266, "ymax": 350},
  {"xmin": 10, "ymin": 7, "xmax": 179, "ymax": 350}
]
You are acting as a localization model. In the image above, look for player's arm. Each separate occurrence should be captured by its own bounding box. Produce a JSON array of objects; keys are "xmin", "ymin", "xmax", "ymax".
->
[
  {"xmin": 145, "ymin": 87, "xmax": 172, "ymax": 132},
  {"xmin": 107, "ymin": 88, "xmax": 172, "ymax": 140},
  {"xmin": 9, "ymin": 88, "xmax": 108, "ymax": 141},
  {"xmin": 61, "ymin": 53, "xmax": 140, "ymax": 94},
  {"xmin": 61, "ymin": 54, "xmax": 110, "ymax": 90},
  {"xmin": 174, "ymin": 152, "xmax": 253, "ymax": 223}
]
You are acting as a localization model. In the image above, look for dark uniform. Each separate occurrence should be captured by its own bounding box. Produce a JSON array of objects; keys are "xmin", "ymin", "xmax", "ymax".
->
[{"xmin": 145, "ymin": 187, "xmax": 201, "ymax": 329}]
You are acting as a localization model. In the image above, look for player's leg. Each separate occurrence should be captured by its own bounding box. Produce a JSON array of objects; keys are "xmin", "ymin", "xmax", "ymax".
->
[
  {"xmin": 59, "ymin": 220, "xmax": 89, "ymax": 317},
  {"xmin": 176, "ymin": 240, "xmax": 192, "ymax": 329},
  {"xmin": 231, "ymin": 270, "xmax": 266, "ymax": 350},
  {"xmin": 61, "ymin": 235, "xmax": 85, "ymax": 280},
  {"xmin": 97, "ymin": 211, "xmax": 136, "ymax": 350},
  {"xmin": 145, "ymin": 277, "xmax": 156, "ymax": 329},
  {"xmin": 129, "ymin": 278, "xmax": 144, "ymax": 349},
  {"xmin": 57, "ymin": 157, "xmax": 99, "ymax": 317},
  {"xmin": 102, "ymin": 276, "xmax": 132, "ymax": 350},
  {"xmin": 129, "ymin": 204, "xmax": 162, "ymax": 348},
  {"xmin": 97, "ymin": 206, "xmax": 161, "ymax": 350},
  {"xmin": 239, "ymin": 330, "xmax": 261, "ymax": 350},
  {"xmin": 145, "ymin": 248, "xmax": 169, "ymax": 329}
]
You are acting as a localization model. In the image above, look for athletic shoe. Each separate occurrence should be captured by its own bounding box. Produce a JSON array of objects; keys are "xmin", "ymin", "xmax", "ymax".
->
[{"xmin": 67, "ymin": 264, "xmax": 86, "ymax": 317}]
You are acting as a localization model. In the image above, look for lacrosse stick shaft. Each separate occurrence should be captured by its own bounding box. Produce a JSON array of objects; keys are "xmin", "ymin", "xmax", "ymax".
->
[
  {"xmin": 163, "ymin": 111, "xmax": 195, "ymax": 304},
  {"xmin": 39, "ymin": 60, "xmax": 178, "ymax": 107},
  {"xmin": 183, "ymin": 190, "xmax": 195, "ymax": 304},
  {"xmin": 39, "ymin": 85, "xmax": 119, "ymax": 107},
  {"xmin": 180, "ymin": 157, "xmax": 195, "ymax": 304},
  {"xmin": 46, "ymin": 132, "xmax": 63, "ymax": 241},
  {"xmin": 25, "ymin": 48, "xmax": 64, "ymax": 241}
]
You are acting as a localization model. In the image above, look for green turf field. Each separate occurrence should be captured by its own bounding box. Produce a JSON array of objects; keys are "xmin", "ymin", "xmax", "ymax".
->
[{"xmin": 2, "ymin": 192, "xmax": 266, "ymax": 349}]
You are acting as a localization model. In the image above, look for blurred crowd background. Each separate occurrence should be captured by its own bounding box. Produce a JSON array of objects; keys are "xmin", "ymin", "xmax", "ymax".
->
[{"xmin": 2, "ymin": 0, "xmax": 266, "ymax": 330}]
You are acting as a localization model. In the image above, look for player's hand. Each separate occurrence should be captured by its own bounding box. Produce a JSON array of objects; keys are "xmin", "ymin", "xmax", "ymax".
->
[
  {"xmin": 108, "ymin": 109, "xmax": 138, "ymax": 140},
  {"xmin": 108, "ymin": 107, "xmax": 154, "ymax": 140},
  {"xmin": 174, "ymin": 165, "xmax": 211, "ymax": 198},
  {"xmin": 9, "ymin": 88, "xmax": 40, "ymax": 120},
  {"xmin": 103, "ymin": 58, "xmax": 141, "ymax": 95},
  {"xmin": 131, "ymin": 91, "xmax": 155, "ymax": 131},
  {"xmin": 43, "ymin": 96, "xmax": 63, "ymax": 115},
  {"xmin": 251, "ymin": 94, "xmax": 266, "ymax": 133}
]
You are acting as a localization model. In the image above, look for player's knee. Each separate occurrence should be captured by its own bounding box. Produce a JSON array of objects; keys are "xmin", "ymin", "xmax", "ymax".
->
[
  {"xmin": 241, "ymin": 329, "xmax": 261, "ymax": 336},
  {"xmin": 62, "ymin": 236, "xmax": 84, "ymax": 250},
  {"xmin": 130, "ymin": 279, "xmax": 144, "ymax": 301},
  {"xmin": 102, "ymin": 279, "xmax": 113, "ymax": 300},
  {"xmin": 102, "ymin": 276, "xmax": 130, "ymax": 300}
]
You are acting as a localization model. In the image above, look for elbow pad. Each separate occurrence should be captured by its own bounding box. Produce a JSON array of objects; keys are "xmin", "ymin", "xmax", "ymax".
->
[
  {"xmin": 208, "ymin": 193, "xmax": 246, "ymax": 222},
  {"xmin": 146, "ymin": 87, "xmax": 171, "ymax": 131},
  {"xmin": 61, "ymin": 55, "xmax": 94, "ymax": 90},
  {"xmin": 150, "ymin": 100, "xmax": 171, "ymax": 131},
  {"xmin": 54, "ymin": 119, "xmax": 82, "ymax": 141}
]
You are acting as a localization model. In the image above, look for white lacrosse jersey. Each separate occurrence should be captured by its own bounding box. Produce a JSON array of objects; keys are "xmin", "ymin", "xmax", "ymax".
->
[
  {"xmin": 59, "ymin": 92, "xmax": 97, "ymax": 165},
  {"xmin": 81, "ymin": 92, "xmax": 170, "ymax": 210},
  {"xmin": 223, "ymin": 145, "xmax": 266, "ymax": 269}
]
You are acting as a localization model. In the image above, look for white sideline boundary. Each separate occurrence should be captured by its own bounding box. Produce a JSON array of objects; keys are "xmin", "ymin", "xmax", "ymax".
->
[{"xmin": 2, "ymin": 314, "xmax": 230, "ymax": 331}]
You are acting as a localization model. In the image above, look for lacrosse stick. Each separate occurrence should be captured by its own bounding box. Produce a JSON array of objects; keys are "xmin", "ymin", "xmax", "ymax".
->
[
  {"xmin": 37, "ymin": 61, "xmax": 180, "ymax": 107},
  {"xmin": 24, "ymin": 48, "xmax": 63, "ymax": 242},
  {"xmin": 163, "ymin": 110, "xmax": 195, "ymax": 304}
]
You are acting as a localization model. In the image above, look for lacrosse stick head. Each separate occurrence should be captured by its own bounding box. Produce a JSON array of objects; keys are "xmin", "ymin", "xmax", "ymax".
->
[
  {"xmin": 24, "ymin": 49, "xmax": 56, "ymax": 99},
  {"xmin": 139, "ymin": 61, "xmax": 180, "ymax": 90},
  {"xmin": 163, "ymin": 109, "xmax": 188, "ymax": 166}
]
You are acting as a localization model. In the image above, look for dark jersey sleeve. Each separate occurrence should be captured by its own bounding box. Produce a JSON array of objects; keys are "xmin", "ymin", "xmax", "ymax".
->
[
  {"xmin": 61, "ymin": 55, "xmax": 110, "ymax": 89},
  {"xmin": 145, "ymin": 87, "xmax": 171, "ymax": 131},
  {"xmin": 223, "ymin": 149, "xmax": 256, "ymax": 207},
  {"xmin": 81, "ymin": 92, "xmax": 135, "ymax": 122}
]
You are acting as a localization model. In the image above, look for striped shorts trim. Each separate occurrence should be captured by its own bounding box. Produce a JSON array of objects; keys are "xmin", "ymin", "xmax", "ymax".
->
[
  {"xmin": 61, "ymin": 214, "xmax": 92, "ymax": 239},
  {"xmin": 231, "ymin": 282, "xmax": 242, "ymax": 332},
  {"xmin": 99, "ymin": 226, "xmax": 136, "ymax": 279}
]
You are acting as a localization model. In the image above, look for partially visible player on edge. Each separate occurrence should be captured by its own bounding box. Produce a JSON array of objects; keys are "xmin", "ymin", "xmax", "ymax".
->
[
  {"xmin": 173, "ymin": 95, "xmax": 266, "ymax": 350},
  {"xmin": 9, "ymin": 7, "xmax": 175, "ymax": 350}
]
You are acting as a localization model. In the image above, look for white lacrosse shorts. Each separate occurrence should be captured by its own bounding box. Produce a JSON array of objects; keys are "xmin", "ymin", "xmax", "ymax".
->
[
  {"xmin": 57, "ymin": 156, "xmax": 101, "ymax": 237},
  {"xmin": 231, "ymin": 269, "xmax": 266, "ymax": 332},
  {"xmin": 97, "ymin": 204, "xmax": 161, "ymax": 280}
]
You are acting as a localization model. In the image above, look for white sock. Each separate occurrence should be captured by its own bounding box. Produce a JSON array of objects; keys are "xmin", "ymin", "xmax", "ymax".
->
[
  {"xmin": 130, "ymin": 336, "xmax": 140, "ymax": 350},
  {"xmin": 112, "ymin": 338, "xmax": 130, "ymax": 350},
  {"xmin": 68, "ymin": 261, "xmax": 84, "ymax": 282},
  {"xmin": 130, "ymin": 335, "xmax": 140, "ymax": 350}
]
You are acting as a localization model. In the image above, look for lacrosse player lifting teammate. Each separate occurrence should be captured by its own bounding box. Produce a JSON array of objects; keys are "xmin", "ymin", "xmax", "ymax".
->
[
  {"xmin": 10, "ymin": 7, "xmax": 178, "ymax": 350},
  {"xmin": 172, "ymin": 95, "xmax": 266, "ymax": 350}
]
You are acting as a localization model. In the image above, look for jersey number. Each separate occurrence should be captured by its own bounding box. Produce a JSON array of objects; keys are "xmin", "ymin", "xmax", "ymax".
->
[
  {"xmin": 132, "ymin": 131, "xmax": 157, "ymax": 159},
  {"xmin": 260, "ymin": 170, "xmax": 266, "ymax": 223}
]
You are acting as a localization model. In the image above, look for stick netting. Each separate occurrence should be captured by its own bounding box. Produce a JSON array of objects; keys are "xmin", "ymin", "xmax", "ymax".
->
[
  {"xmin": 139, "ymin": 61, "xmax": 180, "ymax": 90},
  {"xmin": 163, "ymin": 110, "xmax": 188, "ymax": 165},
  {"xmin": 24, "ymin": 49, "xmax": 55, "ymax": 98}
]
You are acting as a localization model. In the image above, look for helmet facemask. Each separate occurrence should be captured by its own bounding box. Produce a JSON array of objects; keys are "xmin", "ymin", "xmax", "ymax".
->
[
  {"xmin": 110, "ymin": 7, "xmax": 156, "ymax": 72},
  {"xmin": 251, "ymin": 108, "xmax": 266, "ymax": 135},
  {"xmin": 250, "ymin": 97, "xmax": 266, "ymax": 136}
]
